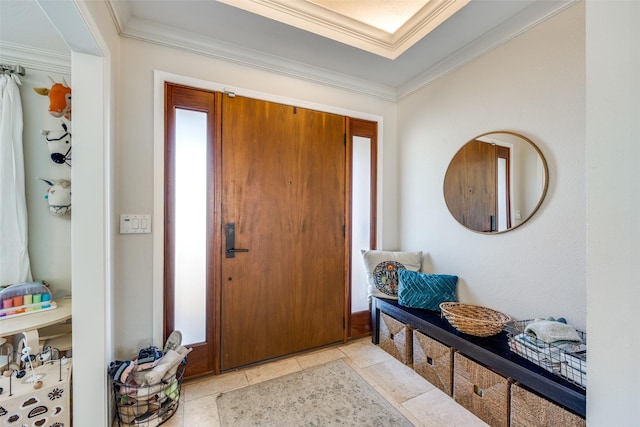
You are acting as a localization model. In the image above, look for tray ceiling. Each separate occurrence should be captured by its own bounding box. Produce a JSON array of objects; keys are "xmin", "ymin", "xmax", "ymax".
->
[
  {"xmin": 218, "ymin": 0, "xmax": 471, "ymax": 59},
  {"xmin": 0, "ymin": 0, "xmax": 577, "ymax": 100}
]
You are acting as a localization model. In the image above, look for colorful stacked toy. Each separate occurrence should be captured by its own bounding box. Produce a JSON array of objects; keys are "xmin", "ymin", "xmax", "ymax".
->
[{"xmin": 0, "ymin": 282, "xmax": 55, "ymax": 318}]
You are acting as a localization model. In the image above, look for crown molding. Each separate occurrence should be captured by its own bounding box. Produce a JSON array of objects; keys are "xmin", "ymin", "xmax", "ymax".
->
[
  {"xmin": 105, "ymin": 0, "xmax": 131, "ymax": 35},
  {"xmin": 0, "ymin": 41, "xmax": 71, "ymax": 75},
  {"xmin": 397, "ymin": 0, "xmax": 578, "ymax": 99},
  {"xmin": 105, "ymin": 0, "xmax": 576, "ymax": 103},
  {"xmin": 218, "ymin": 0, "xmax": 470, "ymax": 59},
  {"xmin": 120, "ymin": 16, "xmax": 398, "ymax": 102}
]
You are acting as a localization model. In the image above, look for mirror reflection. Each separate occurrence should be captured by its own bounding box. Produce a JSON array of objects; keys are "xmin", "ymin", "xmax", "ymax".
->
[{"xmin": 443, "ymin": 131, "xmax": 548, "ymax": 233}]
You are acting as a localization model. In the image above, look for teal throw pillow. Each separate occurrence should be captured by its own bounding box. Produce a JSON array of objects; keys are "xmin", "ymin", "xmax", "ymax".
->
[{"xmin": 398, "ymin": 270, "xmax": 458, "ymax": 311}]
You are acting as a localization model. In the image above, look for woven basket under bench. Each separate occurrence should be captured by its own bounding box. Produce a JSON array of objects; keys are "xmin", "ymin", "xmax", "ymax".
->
[
  {"xmin": 453, "ymin": 352, "xmax": 510, "ymax": 427},
  {"xmin": 511, "ymin": 383, "xmax": 585, "ymax": 427},
  {"xmin": 413, "ymin": 329, "xmax": 453, "ymax": 395},
  {"xmin": 379, "ymin": 311, "xmax": 413, "ymax": 364}
]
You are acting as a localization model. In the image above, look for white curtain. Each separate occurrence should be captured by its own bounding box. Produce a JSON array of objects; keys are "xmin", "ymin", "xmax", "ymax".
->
[{"xmin": 0, "ymin": 73, "xmax": 32, "ymax": 285}]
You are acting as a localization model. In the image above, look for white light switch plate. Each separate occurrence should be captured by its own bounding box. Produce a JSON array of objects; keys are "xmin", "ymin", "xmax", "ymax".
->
[{"xmin": 120, "ymin": 214, "xmax": 151, "ymax": 234}]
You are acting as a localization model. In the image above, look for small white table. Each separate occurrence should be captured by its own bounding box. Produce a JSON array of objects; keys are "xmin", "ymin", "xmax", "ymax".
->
[
  {"xmin": 0, "ymin": 298, "xmax": 72, "ymax": 337},
  {"xmin": 1, "ymin": 298, "xmax": 72, "ymax": 370}
]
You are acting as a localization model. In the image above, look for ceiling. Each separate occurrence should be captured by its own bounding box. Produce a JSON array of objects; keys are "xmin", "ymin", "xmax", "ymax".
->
[
  {"xmin": 0, "ymin": 0, "xmax": 575, "ymax": 99},
  {"xmin": 214, "ymin": 0, "xmax": 471, "ymax": 59}
]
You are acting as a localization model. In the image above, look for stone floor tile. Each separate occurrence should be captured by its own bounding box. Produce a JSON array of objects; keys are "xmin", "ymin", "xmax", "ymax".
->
[
  {"xmin": 295, "ymin": 347, "xmax": 345, "ymax": 369},
  {"xmin": 244, "ymin": 357, "xmax": 301, "ymax": 385},
  {"xmin": 183, "ymin": 369, "xmax": 248, "ymax": 402},
  {"xmin": 364, "ymin": 358, "xmax": 436, "ymax": 403},
  {"xmin": 338, "ymin": 338, "xmax": 395, "ymax": 368},
  {"xmin": 402, "ymin": 388, "xmax": 490, "ymax": 427},
  {"xmin": 183, "ymin": 393, "xmax": 221, "ymax": 427},
  {"xmin": 116, "ymin": 340, "xmax": 490, "ymax": 427}
]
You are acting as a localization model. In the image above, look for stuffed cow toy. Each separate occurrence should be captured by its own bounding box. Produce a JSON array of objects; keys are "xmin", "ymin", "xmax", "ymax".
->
[
  {"xmin": 39, "ymin": 178, "xmax": 71, "ymax": 217},
  {"xmin": 33, "ymin": 77, "xmax": 72, "ymax": 121},
  {"xmin": 41, "ymin": 122, "xmax": 71, "ymax": 166}
]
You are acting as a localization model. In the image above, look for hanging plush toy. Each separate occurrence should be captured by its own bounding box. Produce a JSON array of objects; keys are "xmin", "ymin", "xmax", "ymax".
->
[
  {"xmin": 41, "ymin": 122, "xmax": 71, "ymax": 167},
  {"xmin": 39, "ymin": 178, "xmax": 71, "ymax": 217},
  {"xmin": 33, "ymin": 77, "xmax": 72, "ymax": 121}
]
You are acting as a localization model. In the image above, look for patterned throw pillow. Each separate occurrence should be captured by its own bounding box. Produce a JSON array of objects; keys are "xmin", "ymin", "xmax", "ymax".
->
[
  {"xmin": 361, "ymin": 250, "xmax": 422, "ymax": 300},
  {"xmin": 398, "ymin": 269, "xmax": 458, "ymax": 311}
]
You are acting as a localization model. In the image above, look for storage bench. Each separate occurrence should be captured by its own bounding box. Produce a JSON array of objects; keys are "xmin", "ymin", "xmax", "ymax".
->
[{"xmin": 371, "ymin": 297, "xmax": 586, "ymax": 419}]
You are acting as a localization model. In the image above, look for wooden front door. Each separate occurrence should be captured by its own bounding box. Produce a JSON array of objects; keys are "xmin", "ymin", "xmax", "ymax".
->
[
  {"xmin": 444, "ymin": 140, "xmax": 497, "ymax": 232},
  {"xmin": 220, "ymin": 96, "xmax": 346, "ymax": 370}
]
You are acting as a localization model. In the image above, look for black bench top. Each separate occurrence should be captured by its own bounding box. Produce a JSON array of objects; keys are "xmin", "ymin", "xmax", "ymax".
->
[{"xmin": 371, "ymin": 296, "xmax": 586, "ymax": 418}]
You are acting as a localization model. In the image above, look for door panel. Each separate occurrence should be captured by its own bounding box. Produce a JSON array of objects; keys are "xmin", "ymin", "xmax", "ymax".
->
[
  {"xmin": 164, "ymin": 83, "xmax": 219, "ymax": 378},
  {"xmin": 220, "ymin": 97, "xmax": 346, "ymax": 370},
  {"xmin": 444, "ymin": 140, "xmax": 496, "ymax": 232},
  {"xmin": 347, "ymin": 118, "xmax": 377, "ymax": 339},
  {"xmin": 496, "ymin": 145, "xmax": 511, "ymax": 231}
]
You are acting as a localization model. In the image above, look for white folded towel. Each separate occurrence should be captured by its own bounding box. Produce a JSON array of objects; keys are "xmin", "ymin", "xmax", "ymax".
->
[{"xmin": 524, "ymin": 320, "xmax": 582, "ymax": 344}]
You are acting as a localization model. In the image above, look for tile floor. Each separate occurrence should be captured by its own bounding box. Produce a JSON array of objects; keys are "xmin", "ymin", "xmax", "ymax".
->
[{"xmin": 118, "ymin": 338, "xmax": 489, "ymax": 426}]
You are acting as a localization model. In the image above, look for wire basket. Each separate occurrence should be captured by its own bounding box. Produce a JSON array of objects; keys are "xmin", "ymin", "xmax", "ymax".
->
[
  {"xmin": 439, "ymin": 302, "xmax": 511, "ymax": 337},
  {"xmin": 112, "ymin": 358, "xmax": 186, "ymax": 427},
  {"xmin": 505, "ymin": 320, "xmax": 586, "ymax": 389}
]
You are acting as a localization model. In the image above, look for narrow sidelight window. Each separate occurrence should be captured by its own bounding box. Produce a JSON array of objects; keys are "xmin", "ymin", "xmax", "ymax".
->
[{"xmin": 173, "ymin": 108, "xmax": 207, "ymax": 344}]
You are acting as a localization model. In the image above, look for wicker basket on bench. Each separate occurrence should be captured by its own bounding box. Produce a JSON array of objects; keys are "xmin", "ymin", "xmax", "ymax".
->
[{"xmin": 439, "ymin": 302, "xmax": 511, "ymax": 337}]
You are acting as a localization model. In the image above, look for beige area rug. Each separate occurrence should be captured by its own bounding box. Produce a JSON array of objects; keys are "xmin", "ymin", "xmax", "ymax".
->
[{"xmin": 216, "ymin": 359, "xmax": 413, "ymax": 426}]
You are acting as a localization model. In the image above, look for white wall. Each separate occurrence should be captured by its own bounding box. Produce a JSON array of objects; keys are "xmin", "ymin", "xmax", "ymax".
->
[
  {"xmin": 586, "ymin": 2, "xmax": 640, "ymax": 425},
  {"xmin": 113, "ymin": 38, "xmax": 399, "ymax": 356},
  {"xmin": 397, "ymin": 3, "xmax": 586, "ymax": 330},
  {"xmin": 48, "ymin": 0, "xmax": 120, "ymax": 425},
  {"xmin": 9, "ymin": 68, "xmax": 72, "ymax": 296},
  {"xmin": 7, "ymin": 1, "xmax": 640, "ymax": 425},
  {"xmin": 2, "ymin": 0, "xmax": 118, "ymax": 424},
  {"xmin": 15, "ymin": 0, "xmax": 640, "ymax": 425},
  {"xmin": 68, "ymin": 1, "xmax": 640, "ymax": 425}
]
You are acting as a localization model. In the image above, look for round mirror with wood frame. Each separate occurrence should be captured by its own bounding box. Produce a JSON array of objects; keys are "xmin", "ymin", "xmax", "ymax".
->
[{"xmin": 443, "ymin": 131, "xmax": 548, "ymax": 233}]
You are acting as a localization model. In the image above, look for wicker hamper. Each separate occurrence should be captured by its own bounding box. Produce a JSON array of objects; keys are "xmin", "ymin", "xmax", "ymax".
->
[
  {"xmin": 412, "ymin": 329, "xmax": 453, "ymax": 395},
  {"xmin": 510, "ymin": 383, "xmax": 585, "ymax": 427},
  {"xmin": 379, "ymin": 311, "xmax": 413, "ymax": 364},
  {"xmin": 453, "ymin": 352, "xmax": 510, "ymax": 427}
]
